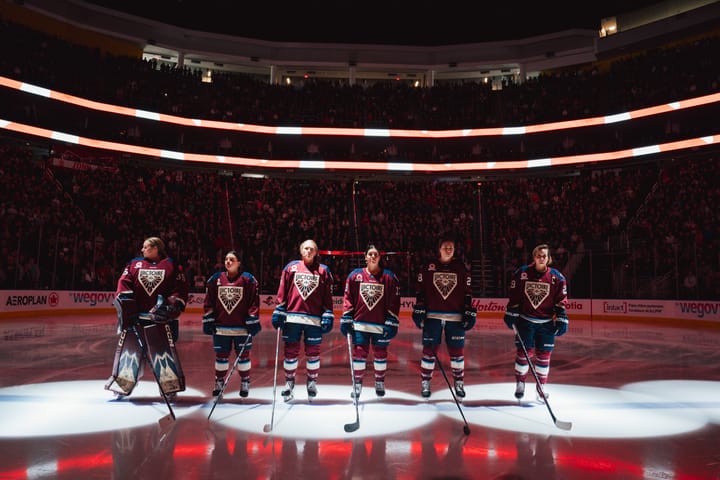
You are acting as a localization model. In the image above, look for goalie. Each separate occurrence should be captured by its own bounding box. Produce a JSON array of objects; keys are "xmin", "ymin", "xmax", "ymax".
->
[{"xmin": 105, "ymin": 236, "xmax": 189, "ymax": 401}]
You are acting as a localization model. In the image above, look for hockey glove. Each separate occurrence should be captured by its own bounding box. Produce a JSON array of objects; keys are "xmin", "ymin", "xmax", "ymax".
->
[
  {"xmin": 271, "ymin": 305, "xmax": 286, "ymax": 329},
  {"xmin": 246, "ymin": 315, "xmax": 262, "ymax": 336},
  {"xmin": 503, "ymin": 307, "xmax": 519, "ymax": 330},
  {"xmin": 202, "ymin": 313, "xmax": 216, "ymax": 335},
  {"xmin": 340, "ymin": 314, "xmax": 354, "ymax": 336},
  {"xmin": 383, "ymin": 316, "xmax": 399, "ymax": 340},
  {"xmin": 462, "ymin": 306, "xmax": 477, "ymax": 331},
  {"xmin": 320, "ymin": 310, "xmax": 334, "ymax": 334},
  {"xmin": 411, "ymin": 304, "xmax": 427, "ymax": 329},
  {"xmin": 554, "ymin": 306, "xmax": 569, "ymax": 336}
]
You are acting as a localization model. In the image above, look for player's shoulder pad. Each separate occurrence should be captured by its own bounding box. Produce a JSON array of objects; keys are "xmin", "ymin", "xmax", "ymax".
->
[
  {"xmin": 383, "ymin": 269, "xmax": 399, "ymax": 280},
  {"xmin": 319, "ymin": 263, "xmax": 332, "ymax": 273},
  {"xmin": 348, "ymin": 267, "xmax": 364, "ymax": 277},
  {"xmin": 550, "ymin": 268, "xmax": 566, "ymax": 281},
  {"xmin": 285, "ymin": 260, "xmax": 302, "ymax": 270},
  {"xmin": 207, "ymin": 271, "xmax": 222, "ymax": 284},
  {"xmin": 241, "ymin": 272, "xmax": 258, "ymax": 284}
]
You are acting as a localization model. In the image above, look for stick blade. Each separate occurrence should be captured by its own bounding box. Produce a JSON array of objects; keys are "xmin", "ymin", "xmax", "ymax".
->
[
  {"xmin": 262, "ymin": 424, "xmax": 273, "ymax": 433},
  {"xmin": 343, "ymin": 421, "xmax": 360, "ymax": 433},
  {"xmin": 555, "ymin": 419, "xmax": 573, "ymax": 431},
  {"xmin": 158, "ymin": 413, "xmax": 175, "ymax": 431}
]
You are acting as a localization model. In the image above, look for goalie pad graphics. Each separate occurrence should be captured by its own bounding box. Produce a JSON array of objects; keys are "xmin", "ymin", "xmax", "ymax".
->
[
  {"xmin": 106, "ymin": 323, "xmax": 185, "ymax": 396},
  {"xmin": 105, "ymin": 327, "xmax": 144, "ymax": 395}
]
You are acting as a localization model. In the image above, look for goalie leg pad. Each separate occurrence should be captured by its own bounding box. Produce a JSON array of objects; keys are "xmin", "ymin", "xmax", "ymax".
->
[
  {"xmin": 142, "ymin": 323, "xmax": 186, "ymax": 394},
  {"xmin": 105, "ymin": 329, "xmax": 145, "ymax": 395},
  {"xmin": 113, "ymin": 296, "xmax": 138, "ymax": 333}
]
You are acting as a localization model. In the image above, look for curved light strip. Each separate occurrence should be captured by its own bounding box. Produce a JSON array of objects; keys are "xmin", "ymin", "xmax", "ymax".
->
[
  {"xmin": 1, "ymin": 118, "xmax": 717, "ymax": 173},
  {"xmin": 1, "ymin": 74, "xmax": 719, "ymax": 138}
]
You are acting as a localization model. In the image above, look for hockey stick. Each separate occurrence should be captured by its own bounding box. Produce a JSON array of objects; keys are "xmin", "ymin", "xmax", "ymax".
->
[
  {"xmin": 343, "ymin": 332, "xmax": 360, "ymax": 433},
  {"xmin": 208, "ymin": 334, "xmax": 252, "ymax": 420},
  {"xmin": 263, "ymin": 327, "xmax": 282, "ymax": 433},
  {"xmin": 512, "ymin": 324, "xmax": 572, "ymax": 431},
  {"xmin": 130, "ymin": 324, "xmax": 175, "ymax": 425},
  {"xmin": 433, "ymin": 347, "xmax": 470, "ymax": 436}
]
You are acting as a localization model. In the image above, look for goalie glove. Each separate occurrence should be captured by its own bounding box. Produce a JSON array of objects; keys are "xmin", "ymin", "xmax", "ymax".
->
[
  {"xmin": 554, "ymin": 306, "xmax": 569, "ymax": 336},
  {"xmin": 202, "ymin": 313, "xmax": 216, "ymax": 335},
  {"xmin": 246, "ymin": 315, "xmax": 261, "ymax": 336},
  {"xmin": 340, "ymin": 314, "xmax": 354, "ymax": 336},
  {"xmin": 320, "ymin": 310, "xmax": 334, "ymax": 334},
  {"xmin": 271, "ymin": 305, "xmax": 286, "ymax": 329},
  {"xmin": 411, "ymin": 304, "xmax": 427, "ymax": 329}
]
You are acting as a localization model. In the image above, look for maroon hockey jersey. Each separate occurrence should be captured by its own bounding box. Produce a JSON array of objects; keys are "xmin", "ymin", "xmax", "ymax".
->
[
  {"xmin": 116, "ymin": 256, "xmax": 188, "ymax": 313},
  {"xmin": 343, "ymin": 267, "xmax": 400, "ymax": 334}
]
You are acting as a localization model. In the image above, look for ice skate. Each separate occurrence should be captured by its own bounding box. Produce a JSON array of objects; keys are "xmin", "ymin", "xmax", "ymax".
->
[
  {"xmin": 421, "ymin": 379, "xmax": 431, "ymax": 398},
  {"xmin": 514, "ymin": 380, "xmax": 525, "ymax": 399},
  {"xmin": 454, "ymin": 380, "xmax": 466, "ymax": 398},
  {"xmin": 212, "ymin": 378, "xmax": 224, "ymax": 397},
  {"xmin": 375, "ymin": 380, "xmax": 385, "ymax": 397},
  {"xmin": 306, "ymin": 379, "xmax": 317, "ymax": 400},
  {"xmin": 350, "ymin": 381, "xmax": 362, "ymax": 399},
  {"xmin": 281, "ymin": 379, "xmax": 295, "ymax": 402},
  {"xmin": 239, "ymin": 379, "xmax": 250, "ymax": 398}
]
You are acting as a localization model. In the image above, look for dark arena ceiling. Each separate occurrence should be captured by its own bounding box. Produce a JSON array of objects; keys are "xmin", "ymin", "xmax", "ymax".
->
[{"xmin": 83, "ymin": 0, "xmax": 669, "ymax": 45}]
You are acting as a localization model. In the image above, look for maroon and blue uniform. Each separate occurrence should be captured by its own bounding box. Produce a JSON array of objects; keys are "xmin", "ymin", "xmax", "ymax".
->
[
  {"xmin": 204, "ymin": 271, "xmax": 261, "ymax": 385},
  {"xmin": 342, "ymin": 267, "xmax": 400, "ymax": 385},
  {"xmin": 507, "ymin": 264, "xmax": 569, "ymax": 386},
  {"xmin": 275, "ymin": 259, "xmax": 334, "ymax": 384},
  {"xmin": 106, "ymin": 255, "xmax": 188, "ymax": 397},
  {"xmin": 415, "ymin": 259, "xmax": 474, "ymax": 383}
]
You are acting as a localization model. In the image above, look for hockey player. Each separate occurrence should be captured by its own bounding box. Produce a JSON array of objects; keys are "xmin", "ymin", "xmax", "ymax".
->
[
  {"xmin": 203, "ymin": 250, "xmax": 261, "ymax": 398},
  {"xmin": 106, "ymin": 236, "xmax": 188, "ymax": 400},
  {"xmin": 412, "ymin": 238, "xmax": 476, "ymax": 399},
  {"xmin": 503, "ymin": 244, "xmax": 569, "ymax": 402},
  {"xmin": 271, "ymin": 239, "xmax": 334, "ymax": 401},
  {"xmin": 340, "ymin": 245, "xmax": 401, "ymax": 398}
]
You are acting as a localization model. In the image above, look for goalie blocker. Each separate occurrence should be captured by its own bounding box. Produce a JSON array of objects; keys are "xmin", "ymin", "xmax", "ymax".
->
[{"xmin": 105, "ymin": 296, "xmax": 185, "ymax": 396}]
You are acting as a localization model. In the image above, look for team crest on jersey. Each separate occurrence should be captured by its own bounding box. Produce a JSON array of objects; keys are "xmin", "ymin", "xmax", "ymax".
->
[
  {"xmin": 294, "ymin": 272, "xmax": 319, "ymax": 300},
  {"xmin": 524, "ymin": 281, "xmax": 550, "ymax": 309},
  {"xmin": 218, "ymin": 286, "xmax": 243, "ymax": 314},
  {"xmin": 433, "ymin": 272, "xmax": 457, "ymax": 300},
  {"xmin": 138, "ymin": 269, "xmax": 165, "ymax": 296},
  {"xmin": 359, "ymin": 282, "xmax": 384, "ymax": 311}
]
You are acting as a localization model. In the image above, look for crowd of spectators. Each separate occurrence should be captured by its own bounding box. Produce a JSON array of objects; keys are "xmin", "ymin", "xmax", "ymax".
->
[
  {"xmin": 1, "ymin": 140, "xmax": 718, "ymax": 299},
  {"xmin": 0, "ymin": 16, "xmax": 718, "ymax": 299}
]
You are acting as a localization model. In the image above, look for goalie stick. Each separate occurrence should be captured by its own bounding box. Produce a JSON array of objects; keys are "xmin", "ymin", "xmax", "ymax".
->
[
  {"xmin": 343, "ymin": 332, "xmax": 360, "ymax": 433},
  {"xmin": 208, "ymin": 334, "xmax": 252, "ymax": 420},
  {"xmin": 130, "ymin": 324, "xmax": 175, "ymax": 426},
  {"xmin": 512, "ymin": 324, "xmax": 572, "ymax": 431}
]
